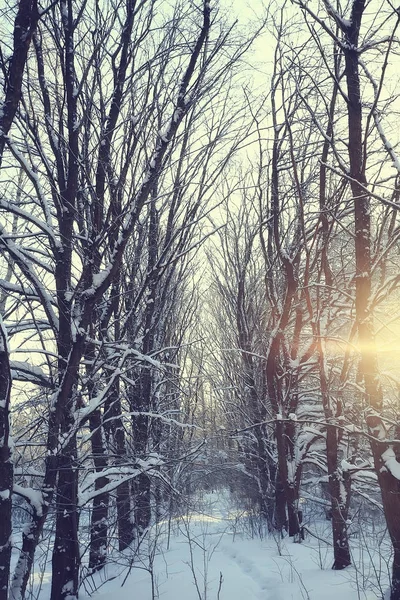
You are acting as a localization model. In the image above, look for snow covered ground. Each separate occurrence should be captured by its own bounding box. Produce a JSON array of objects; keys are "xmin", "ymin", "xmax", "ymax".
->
[{"xmin": 29, "ymin": 492, "xmax": 389, "ymax": 600}]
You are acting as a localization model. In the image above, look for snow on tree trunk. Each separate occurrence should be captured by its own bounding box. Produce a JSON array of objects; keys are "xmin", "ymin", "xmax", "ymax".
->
[
  {"xmin": 0, "ymin": 4, "xmax": 39, "ymax": 594},
  {"xmin": 50, "ymin": 435, "xmax": 79, "ymax": 600},
  {"xmin": 0, "ymin": 322, "xmax": 12, "ymax": 600},
  {"xmin": 343, "ymin": 0, "xmax": 400, "ymax": 591},
  {"xmin": 104, "ymin": 379, "xmax": 135, "ymax": 551},
  {"xmin": 318, "ymin": 311, "xmax": 351, "ymax": 568},
  {"xmin": 88, "ymin": 407, "xmax": 109, "ymax": 572},
  {"xmin": 0, "ymin": 0, "xmax": 39, "ymax": 166}
]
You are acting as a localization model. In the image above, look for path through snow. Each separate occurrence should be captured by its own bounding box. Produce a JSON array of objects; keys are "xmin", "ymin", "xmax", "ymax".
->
[{"xmin": 33, "ymin": 492, "xmax": 387, "ymax": 599}]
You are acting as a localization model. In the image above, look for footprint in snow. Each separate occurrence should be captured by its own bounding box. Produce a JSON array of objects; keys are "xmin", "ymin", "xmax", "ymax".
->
[{"xmin": 219, "ymin": 543, "xmax": 284, "ymax": 600}]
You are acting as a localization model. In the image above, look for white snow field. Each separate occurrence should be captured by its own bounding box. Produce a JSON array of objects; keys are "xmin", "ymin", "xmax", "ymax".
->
[{"xmin": 30, "ymin": 492, "xmax": 389, "ymax": 600}]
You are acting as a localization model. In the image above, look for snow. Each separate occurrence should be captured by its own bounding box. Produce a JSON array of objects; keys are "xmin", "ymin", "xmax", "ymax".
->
[
  {"xmin": 25, "ymin": 492, "xmax": 389, "ymax": 600},
  {"xmin": 341, "ymin": 459, "xmax": 356, "ymax": 472},
  {"xmin": 173, "ymin": 107, "xmax": 183, "ymax": 122},
  {"xmin": 374, "ymin": 116, "xmax": 400, "ymax": 172},
  {"xmin": 0, "ymin": 313, "xmax": 10, "ymax": 354},
  {"xmin": 60, "ymin": 1, "xmax": 68, "ymax": 19},
  {"xmin": 3, "ymin": 141, "xmax": 60, "ymax": 247},
  {"xmin": 10, "ymin": 361, "xmax": 50, "ymax": 387},
  {"xmin": 0, "ymin": 315, "xmax": 10, "ymax": 408},
  {"xmin": 13, "ymin": 485, "xmax": 43, "ymax": 516},
  {"xmin": 62, "ymin": 580, "xmax": 77, "ymax": 600},
  {"xmin": 82, "ymin": 266, "xmax": 114, "ymax": 298},
  {"xmin": 381, "ymin": 447, "xmax": 400, "ymax": 480},
  {"xmin": 0, "ymin": 226, "xmax": 59, "ymax": 333},
  {"xmin": 82, "ymin": 498, "xmax": 386, "ymax": 600},
  {"xmin": 158, "ymin": 126, "xmax": 170, "ymax": 143}
]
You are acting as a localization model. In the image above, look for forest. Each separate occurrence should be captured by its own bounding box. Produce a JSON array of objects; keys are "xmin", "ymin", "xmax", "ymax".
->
[{"xmin": 1, "ymin": 0, "xmax": 400, "ymax": 598}]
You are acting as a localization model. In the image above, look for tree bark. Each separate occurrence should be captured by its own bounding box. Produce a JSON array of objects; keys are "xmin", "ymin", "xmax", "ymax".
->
[
  {"xmin": 0, "ymin": 325, "xmax": 12, "ymax": 600},
  {"xmin": 104, "ymin": 381, "xmax": 135, "ymax": 551},
  {"xmin": 88, "ymin": 408, "xmax": 109, "ymax": 572},
  {"xmin": 317, "ymin": 302, "xmax": 351, "ymax": 568},
  {"xmin": 50, "ymin": 435, "xmax": 79, "ymax": 600},
  {"xmin": 342, "ymin": 1, "xmax": 400, "ymax": 591},
  {"xmin": 0, "ymin": 5, "xmax": 39, "ymax": 596},
  {"xmin": 0, "ymin": 0, "xmax": 39, "ymax": 165},
  {"xmin": 274, "ymin": 466, "xmax": 288, "ymax": 533}
]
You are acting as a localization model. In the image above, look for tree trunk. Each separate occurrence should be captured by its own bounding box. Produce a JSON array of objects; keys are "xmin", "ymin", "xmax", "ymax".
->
[
  {"xmin": 276, "ymin": 425, "xmax": 301, "ymax": 538},
  {"xmin": 0, "ymin": 0, "xmax": 39, "ymax": 165},
  {"xmin": 10, "ymin": 334, "xmax": 86, "ymax": 599},
  {"xmin": 328, "ymin": 426, "xmax": 351, "ymax": 570},
  {"xmin": 132, "ymin": 474, "xmax": 152, "ymax": 534},
  {"xmin": 257, "ymin": 454, "xmax": 275, "ymax": 530},
  {"xmin": 314, "ymin": 44, "xmax": 351, "ymax": 568},
  {"xmin": 376, "ymin": 468, "xmax": 400, "ymax": 599},
  {"xmin": 50, "ymin": 434, "xmax": 79, "ymax": 600},
  {"xmin": 391, "ymin": 539, "xmax": 400, "ymax": 600},
  {"xmin": 84, "ymin": 336, "xmax": 109, "ymax": 573},
  {"xmin": 274, "ymin": 466, "xmax": 288, "ymax": 533},
  {"xmin": 88, "ymin": 409, "xmax": 109, "ymax": 572},
  {"xmin": 286, "ymin": 492, "xmax": 300, "ymax": 539},
  {"xmin": 130, "ymin": 374, "xmax": 152, "ymax": 534},
  {"xmin": 0, "ymin": 3, "xmax": 39, "ymax": 595},
  {"xmin": 10, "ymin": 428, "xmax": 59, "ymax": 600},
  {"xmin": 129, "ymin": 189, "xmax": 158, "ymax": 535},
  {"xmin": 116, "ymin": 481, "xmax": 135, "ymax": 551},
  {"xmin": 104, "ymin": 383, "xmax": 135, "ymax": 551},
  {"xmin": 285, "ymin": 418, "xmax": 301, "ymax": 539},
  {"xmin": 0, "ymin": 326, "xmax": 12, "ymax": 600},
  {"xmin": 318, "ymin": 327, "xmax": 351, "ymax": 568},
  {"xmin": 342, "ymin": 1, "xmax": 400, "ymax": 588}
]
